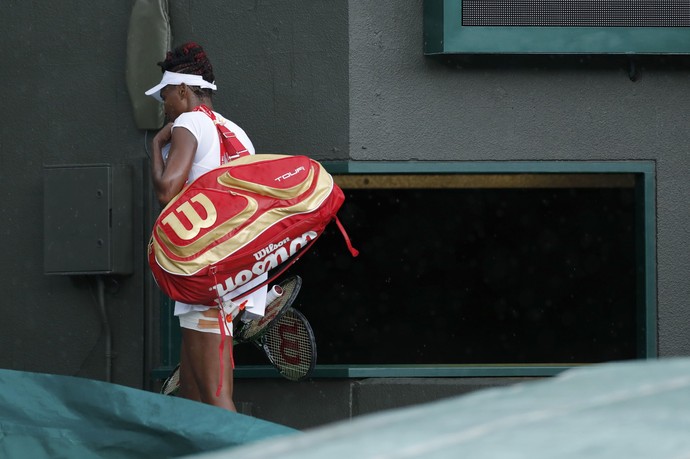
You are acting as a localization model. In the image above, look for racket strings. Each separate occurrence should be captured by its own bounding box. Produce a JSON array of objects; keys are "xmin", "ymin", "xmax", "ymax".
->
[
  {"xmin": 161, "ymin": 365, "xmax": 180, "ymax": 396},
  {"xmin": 264, "ymin": 309, "xmax": 316, "ymax": 381}
]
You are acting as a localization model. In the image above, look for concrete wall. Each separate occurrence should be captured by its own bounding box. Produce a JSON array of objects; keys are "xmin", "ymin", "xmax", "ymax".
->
[
  {"xmin": 234, "ymin": 377, "xmax": 534, "ymax": 430},
  {"xmin": 347, "ymin": 0, "xmax": 690, "ymax": 358},
  {"xmin": 3, "ymin": 0, "xmax": 690, "ymax": 430}
]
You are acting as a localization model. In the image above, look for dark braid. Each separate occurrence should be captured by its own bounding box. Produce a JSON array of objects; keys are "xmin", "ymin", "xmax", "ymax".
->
[{"xmin": 158, "ymin": 42, "xmax": 215, "ymax": 99}]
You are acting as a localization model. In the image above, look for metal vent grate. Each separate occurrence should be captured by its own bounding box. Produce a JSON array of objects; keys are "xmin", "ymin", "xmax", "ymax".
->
[{"xmin": 462, "ymin": 0, "xmax": 690, "ymax": 27}]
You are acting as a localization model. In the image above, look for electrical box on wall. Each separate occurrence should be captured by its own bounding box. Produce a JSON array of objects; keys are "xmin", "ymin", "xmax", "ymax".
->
[{"xmin": 43, "ymin": 164, "xmax": 133, "ymax": 275}]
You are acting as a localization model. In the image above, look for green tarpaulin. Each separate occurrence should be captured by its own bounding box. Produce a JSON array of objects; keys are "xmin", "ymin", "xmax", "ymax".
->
[
  {"xmin": 0, "ymin": 369, "xmax": 297, "ymax": 458},
  {"xmin": 191, "ymin": 358, "xmax": 690, "ymax": 459}
]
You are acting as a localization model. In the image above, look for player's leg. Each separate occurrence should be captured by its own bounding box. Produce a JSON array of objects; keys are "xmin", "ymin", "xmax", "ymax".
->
[
  {"xmin": 177, "ymin": 335, "xmax": 201, "ymax": 402},
  {"xmin": 181, "ymin": 327, "xmax": 236, "ymax": 412}
]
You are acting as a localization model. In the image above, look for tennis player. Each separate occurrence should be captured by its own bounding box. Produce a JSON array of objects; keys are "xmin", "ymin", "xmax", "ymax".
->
[{"xmin": 146, "ymin": 42, "xmax": 266, "ymax": 411}]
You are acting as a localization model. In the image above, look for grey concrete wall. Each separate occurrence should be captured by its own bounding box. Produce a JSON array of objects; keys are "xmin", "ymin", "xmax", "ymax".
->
[
  {"xmin": 348, "ymin": 0, "xmax": 690, "ymax": 357},
  {"xmin": 235, "ymin": 378, "xmax": 534, "ymax": 430}
]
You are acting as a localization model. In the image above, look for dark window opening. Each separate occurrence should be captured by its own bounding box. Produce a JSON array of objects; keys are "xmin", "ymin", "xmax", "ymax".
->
[{"xmin": 234, "ymin": 174, "xmax": 641, "ymax": 367}]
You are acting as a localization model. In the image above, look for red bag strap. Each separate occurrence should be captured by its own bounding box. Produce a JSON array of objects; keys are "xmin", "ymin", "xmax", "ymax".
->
[
  {"xmin": 193, "ymin": 105, "xmax": 251, "ymax": 164},
  {"xmin": 335, "ymin": 216, "xmax": 360, "ymax": 257}
]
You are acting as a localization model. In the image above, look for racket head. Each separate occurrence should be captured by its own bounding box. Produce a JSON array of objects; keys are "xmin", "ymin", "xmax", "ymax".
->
[
  {"xmin": 262, "ymin": 307, "xmax": 317, "ymax": 382},
  {"xmin": 160, "ymin": 363, "xmax": 180, "ymax": 396},
  {"xmin": 235, "ymin": 275, "xmax": 302, "ymax": 343}
]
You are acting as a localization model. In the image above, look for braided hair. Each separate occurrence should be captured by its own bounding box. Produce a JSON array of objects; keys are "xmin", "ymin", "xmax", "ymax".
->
[{"xmin": 158, "ymin": 42, "xmax": 215, "ymax": 99}]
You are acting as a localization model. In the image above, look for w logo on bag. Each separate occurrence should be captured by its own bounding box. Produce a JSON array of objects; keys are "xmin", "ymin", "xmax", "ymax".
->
[{"xmin": 161, "ymin": 194, "xmax": 217, "ymax": 240}]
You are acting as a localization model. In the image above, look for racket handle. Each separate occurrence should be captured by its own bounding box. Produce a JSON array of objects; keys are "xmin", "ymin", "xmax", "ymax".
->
[
  {"xmin": 220, "ymin": 299, "xmax": 242, "ymax": 319},
  {"xmin": 266, "ymin": 284, "xmax": 284, "ymax": 304},
  {"xmin": 241, "ymin": 284, "xmax": 283, "ymax": 324}
]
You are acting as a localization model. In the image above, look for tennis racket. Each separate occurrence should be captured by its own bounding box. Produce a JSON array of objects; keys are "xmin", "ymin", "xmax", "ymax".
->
[
  {"xmin": 160, "ymin": 275, "xmax": 302, "ymax": 396},
  {"xmin": 234, "ymin": 275, "xmax": 302, "ymax": 343},
  {"xmin": 160, "ymin": 363, "xmax": 181, "ymax": 396},
  {"xmin": 260, "ymin": 307, "xmax": 317, "ymax": 381}
]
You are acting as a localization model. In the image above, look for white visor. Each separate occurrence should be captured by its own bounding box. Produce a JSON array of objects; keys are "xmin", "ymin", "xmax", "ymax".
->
[{"xmin": 145, "ymin": 71, "xmax": 217, "ymax": 102}]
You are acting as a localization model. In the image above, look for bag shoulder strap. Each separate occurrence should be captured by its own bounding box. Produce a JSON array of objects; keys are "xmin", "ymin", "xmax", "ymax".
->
[{"xmin": 193, "ymin": 104, "xmax": 251, "ymax": 164}]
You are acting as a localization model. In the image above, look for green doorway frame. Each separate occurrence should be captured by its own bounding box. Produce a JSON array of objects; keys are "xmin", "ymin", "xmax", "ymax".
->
[{"xmin": 153, "ymin": 160, "xmax": 656, "ymax": 381}]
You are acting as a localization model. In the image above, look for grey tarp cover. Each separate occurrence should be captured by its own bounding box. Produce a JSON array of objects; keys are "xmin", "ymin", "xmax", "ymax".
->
[
  {"xmin": 189, "ymin": 358, "xmax": 690, "ymax": 459},
  {"xmin": 0, "ymin": 369, "xmax": 297, "ymax": 459}
]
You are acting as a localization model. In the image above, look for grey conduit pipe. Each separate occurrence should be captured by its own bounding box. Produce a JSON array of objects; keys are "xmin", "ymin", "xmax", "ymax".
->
[{"xmin": 96, "ymin": 276, "xmax": 112, "ymax": 383}]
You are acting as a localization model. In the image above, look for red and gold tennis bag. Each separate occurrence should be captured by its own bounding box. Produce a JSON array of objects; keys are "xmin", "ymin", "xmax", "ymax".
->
[{"xmin": 148, "ymin": 154, "xmax": 357, "ymax": 306}]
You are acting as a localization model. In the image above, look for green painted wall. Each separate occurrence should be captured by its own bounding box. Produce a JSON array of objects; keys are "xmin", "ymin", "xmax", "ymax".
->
[
  {"xmin": 3, "ymin": 1, "xmax": 149, "ymax": 388},
  {"xmin": 1, "ymin": 0, "xmax": 349, "ymax": 390},
  {"xmin": 168, "ymin": 0, "xmax": 350, "ymax": 159}
]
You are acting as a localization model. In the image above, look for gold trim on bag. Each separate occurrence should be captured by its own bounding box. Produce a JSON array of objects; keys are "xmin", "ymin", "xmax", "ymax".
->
[
  {"xmin": 153, "ymin": 168, "xmax": 334, "ymax": 275},
  {"xmin": 218, "ymin": 163, "xmax": 314, "ymax": 199}
]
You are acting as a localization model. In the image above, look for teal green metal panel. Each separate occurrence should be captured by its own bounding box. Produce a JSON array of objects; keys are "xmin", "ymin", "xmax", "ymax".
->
[
  {"xmin": 424, "ymin": 0, "xmax": 690, "ymax": 55},
  {"xmin": 156, "ymin": 161, "xmax": 657, "ymax": 380},
  {"xmin": 423, "ymin": 0, "xmax": 445, "ymax": 54},
  {"xmin": 159, "ymin": 295, "xmax": 180, "ymax": 367},
  {"xmin": 320, "ymin": 160, "xmax": 349, "ymax": 174},
  {"xmin": 234, "ymin": 364, "xmax": 571, "ymax": 379},
  {"xmin": 335, "ymin": 160, "xmax": 655, "ymax": 175},
  {"xmin": 641, "ymin": 169, "xmax": 658, "ymax": 357},
  {"xmin": 322, "ymin": 161, "xmax": 658, "ymax": 377}
]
